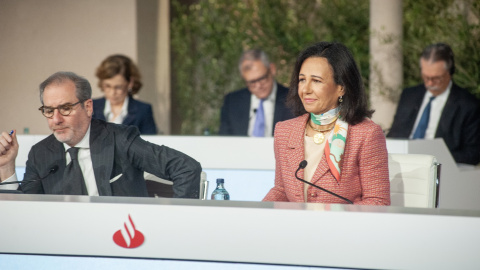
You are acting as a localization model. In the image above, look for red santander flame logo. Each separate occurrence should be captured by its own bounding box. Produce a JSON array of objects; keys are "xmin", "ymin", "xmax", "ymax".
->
[{"xmin": 113, "ymin": 215, "xmax": 145, "ymax": 248}]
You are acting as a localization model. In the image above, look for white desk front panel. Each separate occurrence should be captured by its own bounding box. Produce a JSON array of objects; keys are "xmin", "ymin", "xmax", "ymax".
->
[{"xmin": 0, "ymin": 195, "xmax": 479, "ymax": 269}]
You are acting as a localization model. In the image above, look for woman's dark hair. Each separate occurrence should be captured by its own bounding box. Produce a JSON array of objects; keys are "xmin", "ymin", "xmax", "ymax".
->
[
  {"xmin": 96, "ymin": 54, "xmax": 142, "ymax": 95},
  {"xmin": 286, "ymin": 42, "xmax": 373, "ymax": 125}
]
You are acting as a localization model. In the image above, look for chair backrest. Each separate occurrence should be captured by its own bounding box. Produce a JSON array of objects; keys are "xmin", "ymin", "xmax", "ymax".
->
[
  {"xmin": 144, "ymin": 172, "xmax": 174, "ymax": 198},
  {"xmin": 199, "ymin": 171, "xmax": 209, "ymax": 200},
  {"xmin": 388, "ymin": 154, "xmax": 440, "ymax": 208}
]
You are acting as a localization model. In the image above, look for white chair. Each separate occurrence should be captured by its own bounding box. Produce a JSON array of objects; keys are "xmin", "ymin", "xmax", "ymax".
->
[
  {"xmin": 144, "ymin": 172, "xmax": 174, "ymax": 198},
  {"xmin": 199, "ymin": 171, "xmax": 209, "ymax": 200},
  {"xmin": 388, "ymin": 154, "xmax": 441, "ymax": 208}
]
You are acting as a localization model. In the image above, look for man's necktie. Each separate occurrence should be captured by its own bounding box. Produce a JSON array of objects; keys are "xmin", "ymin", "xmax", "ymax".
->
[
  {"xmin": 63, "ymin": 147, "xmax": 87, "ymax": 195},
  {"xmin": 252, "ymin": 99, "xmax": 265, "ymax": 137},
  {"xmin": 413, "ymin": 96, "xmax": 436, "ymax": 139}
]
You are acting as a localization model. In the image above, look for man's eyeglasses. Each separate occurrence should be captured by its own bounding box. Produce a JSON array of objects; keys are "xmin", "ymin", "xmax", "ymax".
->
[
  {"xmin": 422, "ymin": 73, "xmax": 448, "ymax": 84},
  {"xmin": 38, "ymin": 100, "xmax": 84, "ymax": 118},
  {"xmin": 245, "ymin": 69, "xmax": 270, "ymax": 87}
]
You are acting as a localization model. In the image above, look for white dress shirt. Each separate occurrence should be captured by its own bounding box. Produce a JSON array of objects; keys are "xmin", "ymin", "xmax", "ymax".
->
[
  {"xmin": 104, "ymin": 96, "xmax": 129, "ymax": 124},
  {"xmin": 303, "ymin": 130, "xmax": 331, "ymax": 202},
  {"xmin": 410, "ymin": 81, "xmax": 451, "ymax": 139},
  {"xmin": 247, "ymin": 83, "xmax": 277, "ymax": 137},
  {"xmin": 63, "ymin": 125, "xmax": 99, "ymax": 196}
]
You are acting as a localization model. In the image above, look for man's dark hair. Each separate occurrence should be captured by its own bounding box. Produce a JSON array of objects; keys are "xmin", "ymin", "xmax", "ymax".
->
[
  {"xmin": 420, "ymin": 43, "xmax": 455, "ymax": 75},
  {"xmin": 39, "ymin": 71, "xmax": 92, "ymax": 106},
  {"xmin": 238, "ymin": 49, "xmax": 271, "ymax": 73}
]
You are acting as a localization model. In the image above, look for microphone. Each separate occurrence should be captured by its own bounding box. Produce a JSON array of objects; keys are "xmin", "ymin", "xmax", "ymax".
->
[
  {"xmin": 249, "ymin": 108, "xmax": 258, "ymax": 121},
  {"xmin": 0, "ymin": 165, "xmax": 59, "ymax": 186},
  {"xmin": 295, "ymin": 160, "xmax": 353, "ymax": 204}
]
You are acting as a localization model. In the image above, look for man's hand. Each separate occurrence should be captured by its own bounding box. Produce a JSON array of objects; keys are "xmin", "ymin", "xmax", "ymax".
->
[{"xmin": 0, "ymin": 130, "xmax": 19, "ymax": 181}]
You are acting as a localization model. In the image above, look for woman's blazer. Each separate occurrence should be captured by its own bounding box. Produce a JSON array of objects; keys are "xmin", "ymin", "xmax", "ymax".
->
[
  {"xmin": 92, "ymin": 97, "xmax": 157, "ymax": 135},
  {"xmin": 263, "ymin": 114, "xmax": 390, "ymax": 205}
]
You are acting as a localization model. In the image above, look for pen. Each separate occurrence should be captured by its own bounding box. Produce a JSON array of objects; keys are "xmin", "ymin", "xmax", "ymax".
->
[{"xmin": 9, "ymin": 130, "xmax": 14, "ymax": 136}]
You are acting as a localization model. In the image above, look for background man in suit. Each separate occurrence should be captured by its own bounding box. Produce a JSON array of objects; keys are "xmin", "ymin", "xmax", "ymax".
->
[
  {"xmin": 388, "ymin": 43, "xmax": 480, "ymax": 165},
  {"xmin": 219, "ymin": 49, "xmax": 294, "ymax": 136},
  {"xmin": 0, "ymin": 72, "xmax": 201, "ymax": 197}
]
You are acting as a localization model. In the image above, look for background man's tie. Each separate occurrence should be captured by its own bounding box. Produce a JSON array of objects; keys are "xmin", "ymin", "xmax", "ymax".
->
[
  {"xmin": 252, "ymin": 99, "xmax": 265, "ymax": 137},
  {"xmin": 413, "ymin": 96, "xmax": 436, "ymax": 139}
]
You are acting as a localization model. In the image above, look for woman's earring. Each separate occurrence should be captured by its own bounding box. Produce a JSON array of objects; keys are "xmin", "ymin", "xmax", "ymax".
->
[{"xmin": 338, "ymin": 95, "xmax": 343, "ymax": 103}]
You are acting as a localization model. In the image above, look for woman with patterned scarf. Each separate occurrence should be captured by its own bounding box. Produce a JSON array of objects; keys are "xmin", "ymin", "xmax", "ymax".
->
[{"xmin": 263, "ymin": 42, "xmax": 390, "ymax": 205}]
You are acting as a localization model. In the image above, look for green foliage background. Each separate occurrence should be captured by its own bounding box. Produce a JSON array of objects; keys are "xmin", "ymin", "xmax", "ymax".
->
[
  {"xmin": 171, "ymin": 0, "xmax": 369, "ymax": 134},
  {"xmin": 403, "ymin": 0, "xmax": 480, "ymax": 97},
  {"xmin": 171, "ymin": 0, "xmax": 480, "ymax": 135}
]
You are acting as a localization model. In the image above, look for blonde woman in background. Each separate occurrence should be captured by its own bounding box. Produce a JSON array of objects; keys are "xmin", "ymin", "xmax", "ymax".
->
[{"xmin": 93, "ymin": 54, "xmax": 157, "ymax": 134}]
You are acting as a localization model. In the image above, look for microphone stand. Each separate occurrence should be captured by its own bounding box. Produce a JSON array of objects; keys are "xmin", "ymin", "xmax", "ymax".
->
[
  {"xmin": 295, "ymin": 162, "xmax": 353, "ymax": 204},
  {"xmin": 0, "ymin": 165, "xmax": 59, "ymax": 193}
]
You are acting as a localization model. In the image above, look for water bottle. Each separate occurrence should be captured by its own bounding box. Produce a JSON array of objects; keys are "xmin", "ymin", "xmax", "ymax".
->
[{"xmin": 211, "ymin": 178, "xmax": 230, "ymax": 200}]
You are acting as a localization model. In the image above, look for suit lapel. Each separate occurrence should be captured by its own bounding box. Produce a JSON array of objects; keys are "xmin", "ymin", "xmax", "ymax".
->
[
  {"xmin": 436, "ymin": 84, "xmax": 459, "ymax": 137},
  {"xmin": 41, "ymin": 138, "xmax": 67, "ymax": 194},
  {"xmin": 122, "ymin": 96, "xmax": 137, "ymax": 126},
  {"xmin": 289, "ymin": 115, "xmax": 332, "ymax": 189},
  {"xmin": 310, "ymin": 155, "xmax": 331, "ymax": 186},
  {"xmin": 89, "ymin": 119, "xmax": 114, "ymax": 196},
  {"xmin": 396, "ymin": 85, "xmax": 426, "ymax": 136},
  {"xmin": 286, "ymin": 114, "xmax": 310, "ymax": 200},
  {"xmin": 238, "ymin": 90, "xmax": 251, "ymax": 135},
  {"xmin": 93, "ymin": 98, "xmax": 107, "ymax": 121},
  {"xmin": 273, "ymin": 83, "xmax": 284, "ymax": 130},
  {"xmin": 412, "ymin": 86, "xmax": 426, "ymax": 110},
  {"xmin": 406, "ymin": 87, "xmax": 427, "ymax": 134}
]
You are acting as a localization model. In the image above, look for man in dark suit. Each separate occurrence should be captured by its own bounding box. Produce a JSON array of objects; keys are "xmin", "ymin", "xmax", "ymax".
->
[
  {"xmin": 0, "ymin": 72, "xmax": 201, "ymax": 197},
  {"xmin": 219, "ymin": 49, "xmax": 294, "ymax": 136},
  {"xmin": 388, "ymin": 43, "xmax": 480, "ymax": 165}
]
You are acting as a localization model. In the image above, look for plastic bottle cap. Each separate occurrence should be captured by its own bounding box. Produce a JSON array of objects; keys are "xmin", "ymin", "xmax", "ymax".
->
[{"xmin": 216, "ymin": 178, "xmax": 224, "ymax": 184}]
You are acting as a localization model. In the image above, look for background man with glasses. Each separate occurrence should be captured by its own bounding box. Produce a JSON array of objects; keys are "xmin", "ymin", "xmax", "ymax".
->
[
  {"xmin": 388, "ymin": 43, "xmax": 480, "ymax": 165},
  {"xmin": 0, "ymin": 71, "xmax": 202, "ymax": 197},
  {"xmin": 219, "ymin": 49, "xmax": 294, "ymax": 136}
]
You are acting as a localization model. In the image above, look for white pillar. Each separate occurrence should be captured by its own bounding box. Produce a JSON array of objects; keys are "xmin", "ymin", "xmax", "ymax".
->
[
  {"xmin": 156, "ymin": 0, "xmax": 171, "ymax": 134},
  {"xmin": 136, "ymin": 0, "xmax": 171, "ymax": 134},
  {"xmin": 369, "ymin": 0, "xmax": 403, "ymax": 131}
]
